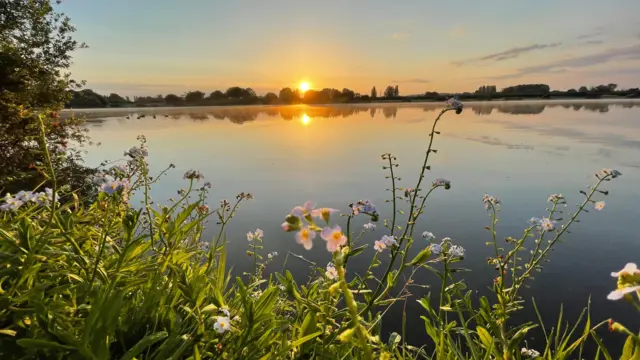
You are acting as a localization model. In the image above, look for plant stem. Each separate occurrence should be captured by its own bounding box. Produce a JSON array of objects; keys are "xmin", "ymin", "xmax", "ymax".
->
[{"xmin": 337, "ymin": 262, "xmax": 372, "ymax": 360}]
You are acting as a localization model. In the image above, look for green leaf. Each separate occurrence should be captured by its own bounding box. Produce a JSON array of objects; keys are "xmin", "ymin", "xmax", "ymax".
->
[
  {"xmin": 119, "ymin": 331, "xmax": 168, "ymax": 360},
  {"xmin": 0, "ymin": 329, "xmax": 17, "ymax": 336},
  {"xmin": 17, "ymin": 339, "xmax": 74, "ymax": 350},
  {"xmin": 476, "ymin": 326, "xmax": 493, "ymax": 349},
  {"xmin": 408, "ymin": 247, "xmax": 432, "ymax": 266}
]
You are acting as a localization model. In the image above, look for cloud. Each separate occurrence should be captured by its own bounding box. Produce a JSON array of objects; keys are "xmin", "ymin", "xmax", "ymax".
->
[
  {"xmin": 449, "ymin": 25, "xmax": 466, "ymax": 38},
  {"xmin": 487, "ymin": 43, "xmax": 640, "ymax": 80},
  {"xmin": 391, "ymin": 78, "xmax": 430, "ymax": 83},
  {"xmin": 390, "ymin": 32, "xmax": 410, "ymax": 40},
  {"xmin": 453, "ymin": 42, "xmax": 562, "ymax": 66},
  {"xmin": 576, "ymin": 30, "xmax": 605, "ymax": 40},
  {"xmin": 581, "ymin": 40, "xmax": 604, "ymax": 45}
]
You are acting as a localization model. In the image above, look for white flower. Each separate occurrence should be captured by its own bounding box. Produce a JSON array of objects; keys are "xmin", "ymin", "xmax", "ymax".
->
[
  {"xmin": 611, "ymin": 263, "xmax": 640, "ymax": 278},
  {"xmin": 594, "ymin": 201, "xmax": 605, "ymax": 211},
  {"xmin": 482, "ymin": 194, "xmax": 500, "ymax": 210},
  {"xmin": 381, "ymin": 235, "xmax": 397, "ymax": 247},
  {"xmin": 232, "ymin": 315, "xmax": 241, "ymax": 322},
  {"xmin": 547, "ymin": 193, "xmax": 564, "ymax": 202},
  {"xmin": 422, "ymin": 231, "xmax": 435, "ymax": 240},
  {"xmin": 449, "ymin": 245, "xmax": 465, "ymax": 258},
  {"xmin": 528, "ymin": 217, "xmax": 540, "ymax": 226},
  {"xmin": 213, "ymin": 316, "xmax": 231, "ymax": 333},
  {"xmin": 363, "ymin": 223, "xmax": 376, "ymax": 231},
  {"xmin": 540, "ymin": 218, "xmax": 555, "ymax": 231},
  {"xmin": 247, "ymin": 229, "xmax": 263, "ymax": 242},
  {"xmin": 124, "ymin": 146, "xmax": 148, "ymax": 159},
  {"xmin": 429, "ymin": 243, "xmax": 442, "ymax": 255},
  {"xmin": 373, "ymin": 240, "xmax": 387, "ymax": 252},
  {"xmin": 220, "ymin": 307, "xmax": 230, "ymax": 317},
  {"xmin": 325, "ymin": 264, "xmax": 338, "ymax": 280},
  {"xmin": 607, "ymin": 286, "xmax": 640, "ymax": 301},
  {"xmin": 521, "ymin": 348, "xmax": 540, "ymax": 358}
]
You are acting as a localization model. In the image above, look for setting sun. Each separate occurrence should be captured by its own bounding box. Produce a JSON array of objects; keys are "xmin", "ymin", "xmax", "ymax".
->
[{"xmin": 299, "ymin": 82, "xmax": 310, "ymax": 93}]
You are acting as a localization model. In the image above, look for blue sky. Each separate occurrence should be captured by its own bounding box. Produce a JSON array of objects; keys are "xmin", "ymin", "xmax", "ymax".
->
[{"xmin": 61, "ymin": 0, "xmax": 640, "ymax": 96}]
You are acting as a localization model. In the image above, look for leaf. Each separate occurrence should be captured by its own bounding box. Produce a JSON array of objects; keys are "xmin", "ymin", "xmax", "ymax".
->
[
  {"xmin": 476, "ymin": 326, "xmax": 493, "ymax": 349},
  {"xmin": 408, "ymin": 247, "xmax": 432, "ymax": 266},
  {"xmin": 16, "ymin": 339, "xmax": 74, "ymax": 350},
  {"xmin": 119, "ymin": 331, "xmax": 168, "ymax": 360},
  {"xmin": 0, "ymin": 329, "xmax": 17, "ymax": 336}
]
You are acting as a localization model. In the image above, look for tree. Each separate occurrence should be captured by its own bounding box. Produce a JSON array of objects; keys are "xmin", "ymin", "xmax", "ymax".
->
[
  {"xmin": 1, "ymin": 0, "xmax": 94, "ymax": 195},
  {"xmin": 164, "ymin": 94, "xmax": 183, "ymax": 106},
  {"xmin": 263, "ymin": 92, "xmax": 278, "ymax": 104},
  {"xmin": 341, "ymin": 88, "xmax": 355, "ymax": 101},
  {"xmin": 279, "ymin": 87, "xmax": 300, "ymax": 104},
  {"xmin": 578, "ymin": 86, "xmax": 589, "ymax": 93},
  {"xmin": 394, "ymin": 85, "xmax": 399, "ymax": 97},
  {"xmin": 371, "ymin": 86, "xmax": 377, "ymax": 99},
  {"xmin": 607, "ymin": 83, "xmax": 618, "ymax": 92},
  {"xmin": 208, "ymin": 90, "xmax": 226, "ymax": 100},
  {"xmin": 384, "ymin": 85, "xmax": 395, "ymax": 98},
  {"xmin": 225, "ymin": 87, "xmax": 255, "ymax": 99},
  {"xmin": 107, "ymin": 93, "xmax": 127, "ymax": 103},
  {"xmin": 184, "ymin": 91, "xmax": 205, "ymax": 104}
]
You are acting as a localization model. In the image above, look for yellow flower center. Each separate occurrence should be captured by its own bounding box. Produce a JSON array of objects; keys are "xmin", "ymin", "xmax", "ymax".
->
[
  {"xmin": 300, "ymin": 229, "xmax": 309, "ymax": 240},
  {"xmin": 332, "ymin": 231, "xmax": 342, "ymax": 241}
]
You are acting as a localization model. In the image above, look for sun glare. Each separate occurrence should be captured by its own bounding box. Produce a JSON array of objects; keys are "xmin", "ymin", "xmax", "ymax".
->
[
  {"xmin": 301, "ymin": 114, "xmax": 311, "ymax": 125},
  {"xmin": 299, "ymin": 82, "xmax": 310, "ymax": 93}
]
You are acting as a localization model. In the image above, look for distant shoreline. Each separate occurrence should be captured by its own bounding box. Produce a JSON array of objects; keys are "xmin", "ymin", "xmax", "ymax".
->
[{"xmin": 63, "ymin": 96, "xmax": 640, "ymax": 113}]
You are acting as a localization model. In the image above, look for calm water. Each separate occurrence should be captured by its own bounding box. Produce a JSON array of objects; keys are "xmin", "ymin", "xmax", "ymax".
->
[{"xmin": 78, "ymin": 100, "xmax": 640, "ymax": 351}]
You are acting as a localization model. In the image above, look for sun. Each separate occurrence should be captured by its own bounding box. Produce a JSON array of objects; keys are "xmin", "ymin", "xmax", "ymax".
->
[
  {"xmin": 299, "ymin": 82, "xmax": 310, "ymax": 93},
  {"xmin": 301, "ymin": 114, "xmax": 311, "ymax": 125}
]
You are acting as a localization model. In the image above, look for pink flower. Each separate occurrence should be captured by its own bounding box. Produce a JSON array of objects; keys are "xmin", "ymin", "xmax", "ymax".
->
[
  {"xmin": 295, "ymin": 226, "xmax": 316, "ymax": 250},
  {"xmin": 611, "ymin": 263, "xmax": 640, "ymax": 278},
  {"xmin": 310, "ymin": 207, "xmax": 339, "ymax": 223},
  {"xmin": 281, "ymin": 222, "xmax": 291, "ymax": 231},
  {"xmin": 594, "ymin": 201, "xmax": 605, "ymax": 211},
  {"xmin": 607, "ymin": 286, "xmax": 640, "ymax": 301},
  {"xmin": 374, "ymin": 240, "xmax": 386, "ymax": 252},
  {"xmin": 321, "ymin": 225, "xmax": 347, "ymax": 253},
  {"xmin": 292, "ymin": 201, "xmax": 314, "ymax": 218}
]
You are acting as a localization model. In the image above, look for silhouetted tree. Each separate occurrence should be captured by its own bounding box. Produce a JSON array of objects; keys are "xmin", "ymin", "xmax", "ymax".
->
[
  {"xmin": 578, "ymin": 86, "xmax": 589, "ymax": 93},
  {"xmin": 208, "ymin": 90, "xmax": 226, "ymax": 100},
  {"xmin": 607, "ymin": 83, "xmax": 618, "ymax": 92},
  {"xmin": 341, "ymin": 88, "xmax": 355, "ymax": 101},
  {"xmin": 164, "ymin": 94, "xmax": 182, "ymax": 106},
  {"xmin": 384, "ymin": 85, "xmax": 395, "ymax": 98},
  {"xmin": 264, "ymin": 92, "xmax": 278, "ymax": 104},
  {"xmin": 371, "ymin": 86, "xmax": 377, "ymax": 99},
  {"xmin": 107, "ymin": 93, "xmax": 127, "ymax": 103},
  {"xmin": 502, "ymin": 84, "xmax": 550, "ymax": 95},
  {"xmin": 394, "ymin": 85, "xmax": 399, "ymax": 97},
  {"xmin": 184, "ymin": 91, "xmax": 205, "ymax": 104}
]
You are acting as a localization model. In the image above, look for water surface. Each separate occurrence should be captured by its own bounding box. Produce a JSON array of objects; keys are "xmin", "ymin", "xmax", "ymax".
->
[{"xmin": 78, "ymin": 100, "xmax": 640, "ymax": 351}]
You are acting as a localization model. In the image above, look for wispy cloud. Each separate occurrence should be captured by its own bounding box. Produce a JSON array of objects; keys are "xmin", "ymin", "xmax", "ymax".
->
[
  {"xmin": 488, "ymin": 43, "xmax": 640, "ymax": 80},
  {"xmin": 390, "ymin": 32, "xmax": 410, "ymax": 40},
  {"xmin": 453, "ymin": 42, "xmax": 562, "ymax": 66},
  {"xmin": 581, "ymin": 40, "xmax": 604, "ymax": 45},
  {"xmin": 391, "ymin": 78, "xmax": 430, "ymax": 83},
  {"xmin": 576, "ymin": 30, "xmax": 605, "ymax": 40}
]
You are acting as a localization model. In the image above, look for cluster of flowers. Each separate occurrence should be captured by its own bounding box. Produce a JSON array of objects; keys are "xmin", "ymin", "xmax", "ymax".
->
[
  {"xmin": 124, "ymin": 146, "xmax": 148, "ymax": 159},
  {"xmin": 482, "ymin": 194, "xmax": 500, "ymax": 211},
  {"xmin": 521, "ymin": 348, "xmax": 541, "ymax": 358},
  {"xmin": 212, "ymin": 306, "xmax": 240, "ymax": 334},
  {"xmin": 429, "ymin": 237, "xmax": 465, "ymax": 259},
  {"xmin": 528, "ymin": 217, "xmax": 556, "ymax": 232},
  {"xmin": 1, "ymin": 189, "xmax": 56, "ymax": 211},
  {"xmin": 445, "ymin": 97, "xmax": 464, "ymax": 114},
  {"xmin": 351, "ymin": 199, "xmax": 378, "ymax": 217},
  {"xmin": 246, "ymin": 228, "xmax": 264, "ymax": 241},
  {"xmin": 373, "ymin": 235, "xmax": 398, "ymax": 252},
  {"xmin": 281, "ymin": 200, "xmax": 350, "ymax": 252},
  {"xmin": 432, "ymin": 178, "xmax": 451, "ymax": 189}
]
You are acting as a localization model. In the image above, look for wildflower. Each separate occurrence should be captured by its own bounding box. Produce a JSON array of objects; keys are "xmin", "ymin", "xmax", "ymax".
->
[
  {"xmin": 363, "ymin": 222, "xmax": 376, "ymax": 231},
  {"xmin": 184, "ymin": 169, "xmax": 204, "ymax": 181},
  {"xmin": 547, "ymin": 193, "xmax": 565, "ymax": 202},
  {"xmin": 599, "ymin": 168, "xmax": 622, "ymax": 179},
  {"xmin": 220, "ymin": 307, "xmax": 230, "ymax": 317},
  {"xmin": 0, "ymin": 194, "xmax": 24, "ymax": 211},
  {"xmin": 594, "ymin": 201, "xmax": 605, "ymax": 211},
  {"xmin": 321, "ymin": 225, "xmax": 348, "ymax": 253},
  {"xmin": 325, "ymin": 263, "xmax": 338, "ymax": 280},
  {"xmin": 267, "ymin": 252, "xmax": 278, "ymax": 259},
  {"xmin": 247, "ymin": 229, "xmax": 263, "ymax": 242},
  {"xmin": 310, "ymin": 207, "xmax": 340, "ymax": 223},
  {"xmin": 433, "ymin": 178, "xmax": 451, "ymax": 189},
  {"xmin": 281, "ymin": 214, "xmax": 302, "ymax": 232},
  {"xmin": 198, "ymin": 242, "xmax": 210, "ymax": 251},
  {"xmin": 528, "ymin": 217, "xmax": 540, "ymax": 226},
  {"xmin": 291, "ymin": 201, "xmax": 314, "ymax": 218},
  {"xmin": 232, "ymin": 315, "xmax": 241, "ymax": 322},
  {"xmin": 374, "ymin": 240, "xmax": 387, "ymax": 252},
  {"xmin": 295, "ymin": 226, "xmax": 317, "ymax": 250},
  {"xmin": 607, "ymin": 286, "xmax": 640, "ymax": 301},
  {"xmin": 482, "ymin": 194, "xmax": 500, "ymax": 210},
  {"xmin": 381, "ymin": 235, "xmax": 397, "ymax": 247},
  {"xmin": 429, "ymin": 243, "xmax": 442, "ymax": 255},
  {"xmin": 445, "ymin": 97, "xmax": 464, "ymax": 114},
  {"xmin": 422, "ymin": 231, "xmax": 435, "ymax": 241},
  {"xmin": 449, "ymin": 245, "xmax": 465, "ymax": 258},
  {"xmin": 124, "ymin": 146, "xmax": 148, "ymax": 159},
  {"xmin": 351, "ymin": 200, "xmax": 377, "ymax": 215},
  {"xmin": 15, "ymin": 190, "xmax": 34, "ymax": 202},
  {"xmin": 521, "ymin": 348, "xmax": 540, "ymax": 358},
  {"xmin": 404, "ymin": 188, "xmax": 414, "ymax": 198},
  {"xmin": 540, "ymin": 218, "xmax": 556, "ymax": 231},
  {"xmin": 213, "ymin": 316, "xmax": 231, "ymax": 334},
  {"xmin": 611, "ymin": 263, "xmax": 640, "ymax": 278}
]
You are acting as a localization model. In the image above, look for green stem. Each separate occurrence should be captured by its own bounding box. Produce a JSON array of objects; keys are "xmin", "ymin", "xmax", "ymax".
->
[{"xmin": 337, "ymin": 262, "xmax": 372, "ymax": 360}]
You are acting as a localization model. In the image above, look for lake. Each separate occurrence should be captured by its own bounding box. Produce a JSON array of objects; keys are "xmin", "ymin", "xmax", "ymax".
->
[{"xmin": 77, "ymin": 100, "xmax": 640, "ymax": 351}]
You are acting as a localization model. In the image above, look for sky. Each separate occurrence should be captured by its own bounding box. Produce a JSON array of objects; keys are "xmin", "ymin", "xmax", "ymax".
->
[{"xmin": 60, "ymin": 0, "xmax": 640, "ymax": 97}]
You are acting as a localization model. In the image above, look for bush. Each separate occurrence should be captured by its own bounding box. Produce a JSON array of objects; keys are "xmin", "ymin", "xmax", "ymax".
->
[{"xmin": 0, "ymin": 100, "xmax": 636, "ymax": 359}]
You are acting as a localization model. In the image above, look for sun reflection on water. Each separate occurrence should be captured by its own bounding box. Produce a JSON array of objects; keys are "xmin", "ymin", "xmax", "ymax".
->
[{"xmin": 301, "ymin": 114, "xmax": 311, "ymax": 125}]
